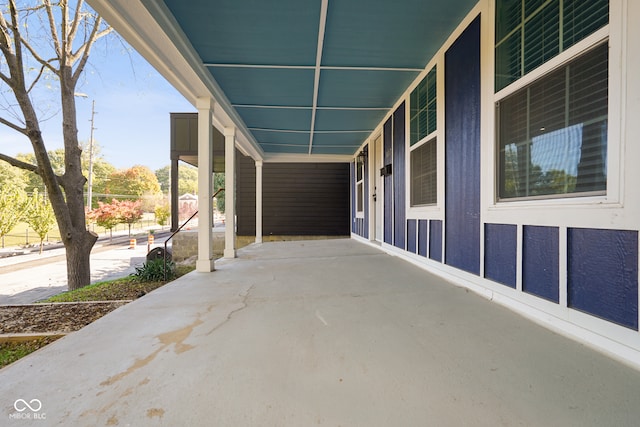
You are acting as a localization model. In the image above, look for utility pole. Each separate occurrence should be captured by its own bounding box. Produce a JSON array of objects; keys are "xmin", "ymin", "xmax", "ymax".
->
[{"xmin": 87, "ymin": 100, "xmax": 96, "ymax": 210}]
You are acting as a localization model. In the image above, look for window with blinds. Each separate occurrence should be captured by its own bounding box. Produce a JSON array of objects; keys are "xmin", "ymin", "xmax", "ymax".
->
[
  {"xmin": 495, "ymin": 0, "xmax": 609, "ymax": 92},
  {"xmin": 410, "ymin": 66, "xmax": 437, "ymax": 145},
  {"xmin": 497, "ymin": 43, "xmax": 608, "ymax": 200},
  {"xmin": 411, "ymin": 138, "xmax": 437, "ymax": 206}
]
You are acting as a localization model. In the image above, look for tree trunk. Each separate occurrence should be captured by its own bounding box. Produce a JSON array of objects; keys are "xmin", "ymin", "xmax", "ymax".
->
[{"xmin": 65, "ymin": 228, "xmax": 98, "ymax": 291}]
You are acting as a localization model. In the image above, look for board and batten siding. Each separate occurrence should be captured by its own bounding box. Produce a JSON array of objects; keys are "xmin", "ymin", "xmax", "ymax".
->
[
  {"xmin": 350, "ymin": 2, "xmax": 640, "ymax": 366},
  {"xmin": 237, "ymin": 156, "xmax": 350, "ymax": 236}
]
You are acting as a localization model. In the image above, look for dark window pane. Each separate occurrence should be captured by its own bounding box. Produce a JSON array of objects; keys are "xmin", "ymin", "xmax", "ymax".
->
[
  {"xmin": 411, "ymin": 138, "xmax": 437, "ymax": 206},
  {"xmin": 564, "ymin": 0, "xmax": 609, "ymax": 50},
  {"xmin": 496, "ymin": 0, "xmax": 521, "ymax": 43},
  {"xmin": 498, "ymin": 45, "xmax": 607, "ymax": 199},
  {"xmin": 496, "ymin": 31, "xmax": 522, "ymax": 91},
  {"xmin": 494, "ymin": 0, "xmax": 608, "ymax": 92},
  {"xmin": 410, "ymin": 66, "xmax": 437, "ymax": 145},
  {"xmin": 524, "ymin": 0, "xmax": 560, "ymax": 74}
]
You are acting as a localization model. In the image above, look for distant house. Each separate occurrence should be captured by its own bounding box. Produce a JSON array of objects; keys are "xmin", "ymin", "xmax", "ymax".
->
[{"xmin": 178, "ymin": 193, "xmax": 197, "ymax": 221}]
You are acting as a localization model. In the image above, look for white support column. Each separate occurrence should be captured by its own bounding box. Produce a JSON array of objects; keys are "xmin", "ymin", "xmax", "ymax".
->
[
  {"xmin": 255, "ymin": 160, "xmax": 263, "ymax": 244},
  {"xmin": 224, "ymin": 127, "xmax": 237, "ymax": 258},
  {"xmin": 196, "ymin": 97, "xmax": 215, "ymax": 272}
]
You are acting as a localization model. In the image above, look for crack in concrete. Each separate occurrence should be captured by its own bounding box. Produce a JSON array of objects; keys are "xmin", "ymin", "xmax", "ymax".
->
[{"xmin": 205, "ymin": 284, "xmax": 255, "ymax": 336}]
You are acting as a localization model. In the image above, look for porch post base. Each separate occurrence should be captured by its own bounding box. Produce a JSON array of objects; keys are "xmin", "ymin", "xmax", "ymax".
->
[{"xmin": 196, "ymin": 258, "xmax": 215, "ymax": 272}]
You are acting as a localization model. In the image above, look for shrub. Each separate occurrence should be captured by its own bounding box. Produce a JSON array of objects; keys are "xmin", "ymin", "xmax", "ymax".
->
[{"xmin": 132, "ymin": 258, "xmax": 175, "ymax": 282}]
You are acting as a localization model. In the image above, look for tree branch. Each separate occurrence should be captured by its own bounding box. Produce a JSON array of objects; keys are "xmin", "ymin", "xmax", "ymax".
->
[
  {"xmin": 26, "ymin": 64, "xmax": 47, "ymax": 93},
  {"xmin": 71, "ymin": 17, "xmax": 112, "ymax": 83},
  {"xmin": 0, "ymin": 115, "xmax": 26, "ymax": 134},
  {"xmin": 0, "ymin": 152, "xmax": 38, "ymax": 173},
  {"xmin": 67, "ymin": 0, "xmax": 84, "ymax": 46},
  {"xmin": 19, "ymin": 37, "xmax": 60, "ymax": 75},
  {"xmin": 44, "ymin": 0, "xmax": 62, "ymax": 59},
  {"xmin": 0, "ymin": 8, "xmax": 14, "ymax": 55},
  {"xmin": 7, "ymin": 0, "xmax": 27, "ymax": 92}
]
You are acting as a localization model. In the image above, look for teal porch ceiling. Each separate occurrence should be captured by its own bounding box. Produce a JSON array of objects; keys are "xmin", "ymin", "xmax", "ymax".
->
[{"xmin": 163, "ymin": 0, "xmax": 477, "ymax": 156}]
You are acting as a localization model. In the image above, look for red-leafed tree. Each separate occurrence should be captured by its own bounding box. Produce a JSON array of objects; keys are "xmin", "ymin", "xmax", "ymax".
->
[
  {"xmin": 117, "ymin": 199, "xmax": 143, "ymax": 237},
  {"xmin": 88, "ymin": 198, "xmax": 143, "ymax": 241},
  {"xmin": 88, "ymin": 199, "xmax": 120, "ymax": 243}
]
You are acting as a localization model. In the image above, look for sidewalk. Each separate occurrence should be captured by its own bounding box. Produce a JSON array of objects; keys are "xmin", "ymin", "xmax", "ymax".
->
[{"xmin": 0, "ymin": 229, "xmax": 171, "ymax": 304}]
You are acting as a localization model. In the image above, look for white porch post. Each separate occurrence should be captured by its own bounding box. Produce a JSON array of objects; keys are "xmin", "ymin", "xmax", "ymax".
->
[
  {"xmin": 255, "ymin": 160, "xmax": 263, "ymax": 244},
  {"xmin": 224, "ymin": 127, "xmax": 237, "ymax": 258},
  {"xmin": 196, "ymin": 97, "xmax": 215, "ymax": 272}
]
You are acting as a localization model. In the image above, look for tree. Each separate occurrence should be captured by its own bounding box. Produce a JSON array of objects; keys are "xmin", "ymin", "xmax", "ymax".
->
[
  {"xmin": 155, "ymin": 163, "xmax": 199, "ymax": 196},
  {"xmin": 0, "ymin": 160, "xmax": 28, "ymax": 193},
  {"xmin": 107, "ymin": 165, "xmax": 161, "ymax": 200},
  {"xmin": 78, "ymin": 139, "xmax": 116, "ymax": 206},
  {"xmin": 155, "ymin": 203, "xmax": 170, "ymax": 228},
  {"xmin": 0, "ymin": 186, "xmax": 28, "ymax": 248},
  {"xmin": 25, "ymin": 189, "xmax": 56, "ymax": 254},
  {"xmin": 155, "ymin": 165, "xmax": 170, "ymax": 193},
  {"xmin": 88, "ymin": 199, "xmax": 120, "ymax": 242},
  {"xmin": 0, "ymin": 1, "xmax": 112, "ymax": 290},
  {"xmin": 214, "ymin": 173, "xmax": 225, "ymax": 213},
  {"xmin": 18, "ymin": 144, "xmax": 117, "ymax": 206},
  {"xmin": 117, "ymin": 199, "xmax": 143, "ymax": 237}
]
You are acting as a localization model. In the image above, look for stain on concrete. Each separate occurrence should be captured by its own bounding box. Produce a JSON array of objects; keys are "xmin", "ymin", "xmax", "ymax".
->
[
  {"xmin": 100, "ymin": 317, "xmax": 203, "ymax": 387},
  {"xmin": 157, "ymin": 319, "xmax": 203, "ymax": 354},
  {"xmin": 146, "ymin": 408, "xmax": 165, "ymax": 418}
]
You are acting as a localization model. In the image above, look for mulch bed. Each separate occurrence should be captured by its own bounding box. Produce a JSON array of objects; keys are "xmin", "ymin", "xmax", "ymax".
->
[{"xmin": 0, "ymin": 301, "xmax": 130, "ymax": 334}]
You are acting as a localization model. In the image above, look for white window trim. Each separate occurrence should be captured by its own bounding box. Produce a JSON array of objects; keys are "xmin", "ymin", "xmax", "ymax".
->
[
  {"xmin": 406, "ymin": 56, "xmax": 445, "ymax": 220},
  {"xmin": 484, "ymin": 0, "xmax": 628, "ymax": 228},
  {"xmin": 355, "ymin": 158, "xmax": 365, "ymax": 218}
]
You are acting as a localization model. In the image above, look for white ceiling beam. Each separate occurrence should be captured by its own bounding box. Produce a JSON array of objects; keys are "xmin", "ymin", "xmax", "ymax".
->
[{"xmin": 308, "ymin": 0, "xmax": 329, "ymax": 155}]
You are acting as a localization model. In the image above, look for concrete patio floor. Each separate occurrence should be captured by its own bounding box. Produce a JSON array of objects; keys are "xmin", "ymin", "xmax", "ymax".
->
[{"xmin": 2, "ymin": 239, "xmax": 640, "ymax": 426}]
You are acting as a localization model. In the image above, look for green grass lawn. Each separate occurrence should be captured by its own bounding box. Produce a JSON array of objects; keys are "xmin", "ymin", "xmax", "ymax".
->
[
  {"xmin": 0, "ymin": 337, "xmax": 61, "ymax": 369},
  {"xmin": 42, "ymin": 264, "xmax": 194, "ymax": 302}
]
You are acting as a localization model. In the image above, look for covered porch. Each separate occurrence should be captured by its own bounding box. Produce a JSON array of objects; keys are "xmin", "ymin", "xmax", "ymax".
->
[{"xmin": 2, "ymin": 239, "xmax": 640, "ymax": 425}]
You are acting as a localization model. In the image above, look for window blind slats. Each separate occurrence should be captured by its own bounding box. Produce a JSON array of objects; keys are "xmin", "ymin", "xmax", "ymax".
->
[
  {"xmin": 495, "ymin": 0, "xmax": 608, "ymax": 92},
  {"xmin": 411, "ymin": 138, "xmax": 437, "ymax": 206},
  {"xmin": 563, "ymin": 0, "xmax": 609, "ymax": 49},
  {"xmin": 410, "ymin": 67, "xmax": 437, "ymax": 146},
  {"xmin": 524, "ymin": 1, "xmax": 559, "ymax": 74},
  {"xmin": 498, "ymin": 44, "xmax": 608, "ymax": 199}
]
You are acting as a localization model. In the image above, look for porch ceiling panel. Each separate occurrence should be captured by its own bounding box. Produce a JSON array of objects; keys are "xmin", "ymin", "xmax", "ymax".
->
[
  {"xmin": 312, "ymin": 132, "xmax": 367, "ymax": 147},
  {"xmin": 261, "ymin": 144, "xmax": 311, "ymax": 154},
  {"xmin": 314, "ymin": 109, "xmax": 385, "ymax": 132},
  {"xmin": 312, "ymin": 145, "xmax": 362, "ymax": 155},
  {"xmin": 250, "ymin": 130, "xmax": 311, "ymax": 150},
  {"xmin": 235, "ymin": 107, "xmax": 313, "ymax": 132},
  {"xmin": 209, "ymin": 67, "xmax": 315, "ymax": 107},
  {"xmin": 160, "ymin": 0, "xmax": 477, "ymax": 158},
  {"xmin": 317, "ymin": 69, "xmax": 419, "ymax": 108},
  {"xmin": 322, "ymin": 0, "xmax": 476, "ymax": 68},
  {"xmin": 164, "ymin": 0, "xmax": 320, "ymax": 66}
]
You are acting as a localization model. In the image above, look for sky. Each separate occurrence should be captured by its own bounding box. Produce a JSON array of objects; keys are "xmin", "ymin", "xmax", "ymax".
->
[{"xmin": 0, "ymin": 32, "xmax": 196, "ymax": 172}]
